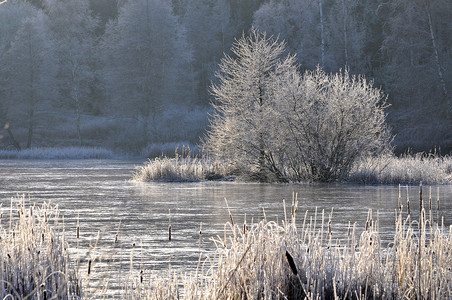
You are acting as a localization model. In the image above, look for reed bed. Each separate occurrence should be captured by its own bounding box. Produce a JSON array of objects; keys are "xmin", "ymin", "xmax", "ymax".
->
[
  {"xmin": 0, "ymin": 196, "xmax": 81, "ymax": 299},
  {"xmin": 128, "ymin": 198, "xmax": 451, "ymax": 299},
  {"xmin": 350, "ymin": 153, "xmax": 452, "ymax": 184},
  {"xmin": 2, "ymin": 192, "xmax": 450, "ymax": 299},
  {"xmin": 132, "ymin": 147, "xmax": 229, "ymax": 182}
]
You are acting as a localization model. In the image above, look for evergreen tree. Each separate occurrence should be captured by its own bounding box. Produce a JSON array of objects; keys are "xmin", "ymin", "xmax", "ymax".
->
[
  {"xmin": 182, "ymin": 0, "xmax": 232, "ymax": 105},
  {"xmin": 101, "ymin": 0, "xmax": 194, "ymax": 146},
  {"xmin": 44, "ymin": 0, "xmax": 99, "ymax": 146}
]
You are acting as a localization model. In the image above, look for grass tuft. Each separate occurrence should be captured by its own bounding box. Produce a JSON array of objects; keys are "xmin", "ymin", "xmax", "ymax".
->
[
  {"xmin": 0, "ymin": 196, "xmax": 82, "ymax": 299},
  {"xmin": 132, "ymin": 146, "xmax": 229, "ymax": 182},
  {"xmin": 350, "ymin": 153, "xmax": 452, "ymax": 184}
]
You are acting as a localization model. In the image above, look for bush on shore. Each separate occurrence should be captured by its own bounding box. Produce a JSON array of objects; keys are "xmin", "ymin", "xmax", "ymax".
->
[{"xmin": 204, "ymin": 29, "xmax": 391, "ymax": 183}]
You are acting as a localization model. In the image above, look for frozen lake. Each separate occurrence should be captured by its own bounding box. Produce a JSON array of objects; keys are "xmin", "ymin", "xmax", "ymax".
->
[{"xmin": 1, "ymin": 159, "xmax": 451, "ymax": 291}]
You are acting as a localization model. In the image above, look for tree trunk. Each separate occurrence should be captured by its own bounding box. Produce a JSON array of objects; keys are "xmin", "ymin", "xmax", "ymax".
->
[
  {"xmin": 75, "ymin": 99, "xmax": 82, "ymax": 146},
  {"xmin": 341, "ymin": 0, "xmax": 348, "ymax": 67},
  {"xmin": 6, "ymin": 123, "xmax": 21, "ymax": 151},
  {"xmin": 26, "ymin": 106, "xmax": 34, "ymax": 149},
  {"xmin": 319, "ymin": 0, "xmax": 325, "ymax": 69},
  {"xmin": 424, "ymin": 0, "xmax": 451, "ymax": 117}
]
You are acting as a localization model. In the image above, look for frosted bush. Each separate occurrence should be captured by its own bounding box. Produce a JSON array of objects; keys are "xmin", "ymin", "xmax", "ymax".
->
[{"xmin": 204, "ymin": 29, "xmax": 392, "ymax": 183}]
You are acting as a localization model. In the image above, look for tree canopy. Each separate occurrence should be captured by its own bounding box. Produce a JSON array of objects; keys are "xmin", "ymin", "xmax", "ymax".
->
[{"xmin": 204, "ymin": 29, "xmax": 392, "ymax": 182}]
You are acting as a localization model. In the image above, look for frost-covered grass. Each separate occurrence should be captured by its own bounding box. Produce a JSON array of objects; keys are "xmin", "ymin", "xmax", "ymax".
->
[
  {"xmin": 0, "ymin": 146, "xmax": 116, "ymax": 159},
  {"xmin": 132, "ymin": 147, "xmax": 229, "ymax": 182},
  {"xmin": 134, "ymin": 147, "xmax": 452, "ymax": 184},
  {"xmin": 0, "ymin": 196, "xmax": 81, "ymax": 299},
  {"xmin": 126, "ymin": 199, "xmax": 452, "ymax": 299},
  {"xmin": 350, "ymin": 153, "xmax": 452, "ymax": 184},
  {"xmin": 3, "ymin": 194, "xmax": 451, "ymax": 299}
]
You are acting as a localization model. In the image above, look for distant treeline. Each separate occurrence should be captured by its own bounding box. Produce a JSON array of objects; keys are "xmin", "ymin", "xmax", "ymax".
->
[{"xmin": 0, "ymin": 0, "xmax": 451, "ymax": 153}]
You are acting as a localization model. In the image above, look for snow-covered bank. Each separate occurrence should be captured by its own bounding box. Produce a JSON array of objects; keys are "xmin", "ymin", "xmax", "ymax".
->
[{"xmin": 0, "ymin": 146, "xmax": 117, "ymax": 159}]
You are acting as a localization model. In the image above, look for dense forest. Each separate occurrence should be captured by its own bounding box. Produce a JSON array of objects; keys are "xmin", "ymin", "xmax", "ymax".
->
[{"xmin": 0, "ymin": 0, "xmax": 451, "ymax": 155}]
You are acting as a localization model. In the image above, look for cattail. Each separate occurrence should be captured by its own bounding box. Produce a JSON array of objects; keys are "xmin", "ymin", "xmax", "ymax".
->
[
  {"xmin": 328, "ymin": 220, "xmax": 332, "ymax": 236},
  {"xmin": 225, "ymin": 198, "xmax": 234, "ymax": 226},
  {"xmin": 419, "ymin": 181, "xmax": 423, "ymax": 215},
  {"xmin": 87, "ymin": 259, "xmax": 92, "ymax": 275},
  {"xmin": 436, "ymin": 187, "xmax": 440, "ymax": 211},
  {"xmin": 398, "ymin": 184, "xmax": 402, "ymax": 213},
  {"xmin": 406, "ymin": 185, "xmax": 411, "ymax": 216},
  {"xmin": 285, "ymin": 250, "xmax": 298, "ymax": 276},
  {"xmin": 168, "ymin": 209, "xmax": 172, "ymax": 241}
]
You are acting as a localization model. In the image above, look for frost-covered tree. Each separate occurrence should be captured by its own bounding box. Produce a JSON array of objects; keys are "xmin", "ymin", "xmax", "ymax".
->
[
  {"xmin": 326, "ymin": 0, "xmax": 367, "ymax": 72},
  {"xmin": 381, "ymin": 0, "xmax": 452, "ymax": 149},
  {"xmin": 0, "ymin": 1, "xmax": 35, "ymax": 118},
  {"xmin": 101, "ymin": 0, "xmax": 194, "ymax": 146},
  {"xmin": 253, "ymin": 0, "xmax": 367, "ymax": 73},
  {"xmin": 2, "ymin": 10, "xmax": 57, "ymax": 148},
  {"xmin": 205, "ymin": 29, "xmax": 392, "ymax": 182},
  {"xmin": 252, "ymin": 0, "xmax": 313, "ymax": 66},
  {"xmin": 0, "ymin": 0, "xmax": 35, "ymax": 68},
  {"xmin": 44, "ymin": 0, "xmax": 99, "ymax": 146},
  {"xmin": 280, "ymin": 67, "xmax": 392, "ymax": 181},
  {"xmin": 181, "ymin": 0, "xmax": 232, "ymax": 104},
  {"xmin": 204, "ymin": 29, "xmax": 298, "ymax": 182}
]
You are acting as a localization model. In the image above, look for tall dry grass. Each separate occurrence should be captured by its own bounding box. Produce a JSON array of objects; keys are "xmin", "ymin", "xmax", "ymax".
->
[
  {"xmin": 2, "ymin": 191, "xmax": 450, "ymax": 299},
  {"xmin": 0, "ymin": 196, "xmax": 81, "ymax": 299},
  {"xmin": 129, "ymin": 197, "xmax": 451, "ymax": 299},
  {"xmin": 350, "ymin": 153, "xmax": 452, "ymax": 184},
  {"xmin": 132, "ymin": 146, "xmax": 229, "ymax": 182}
]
